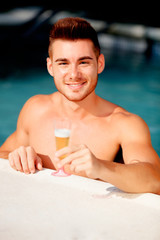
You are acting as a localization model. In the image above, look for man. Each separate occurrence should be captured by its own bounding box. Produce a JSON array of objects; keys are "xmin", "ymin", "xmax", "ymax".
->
[{"xmin": 0, "ymin": 17, "xmax": 160, "ymax": 194}]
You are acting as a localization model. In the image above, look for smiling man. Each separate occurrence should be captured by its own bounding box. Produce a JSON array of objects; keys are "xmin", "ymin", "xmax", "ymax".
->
[{"xmin": 0, "ymin": 17, "xmax": 160, "ymax": 194}]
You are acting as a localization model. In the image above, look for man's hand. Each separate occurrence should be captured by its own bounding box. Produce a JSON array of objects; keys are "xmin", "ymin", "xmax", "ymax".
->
[
  {"xmin": 55, "ymin": 144, "xmax": 101, "ymax": 179},
  {"xmin": 8, "ymin": 146, "xmax": 42, "ymax": 174}
]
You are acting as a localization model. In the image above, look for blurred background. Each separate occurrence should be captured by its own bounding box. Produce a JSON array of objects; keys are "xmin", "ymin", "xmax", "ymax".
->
[{"xmin": 0, "ymin": 2, "xmax": 160, "ymax": 156}]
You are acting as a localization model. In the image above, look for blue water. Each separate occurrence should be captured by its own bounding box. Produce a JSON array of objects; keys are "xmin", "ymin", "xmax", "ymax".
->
[{"xmin": 0, "ymin": 53, "xmax": 160, "ymax": 156}]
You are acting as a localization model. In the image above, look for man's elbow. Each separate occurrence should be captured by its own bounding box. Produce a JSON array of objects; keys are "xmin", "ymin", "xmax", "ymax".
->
[
  {"xmin": 142, "ymin": 163, "xmax": 160, "ymax": 195},
  {"xmin": 149, "ymin": 170, "xmax": 160, "ymax": 195},
  {"xmin": 152, "ymin": 181, "xmax": 160, "ymax": 195}
]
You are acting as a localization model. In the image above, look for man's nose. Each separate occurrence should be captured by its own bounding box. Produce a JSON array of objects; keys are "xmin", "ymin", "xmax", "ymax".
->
[{"xmin": 69, "ymin": 64, "xmax": 81, "ymax": 80}]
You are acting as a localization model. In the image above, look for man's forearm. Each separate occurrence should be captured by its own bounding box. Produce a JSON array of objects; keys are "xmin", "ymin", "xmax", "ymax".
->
[
  {"xmin": 0, "ymin": 151, "xmax": 10, "ymax": 159},
  {"xmin": 98, "ymin": 161, "xmax": 160, "ymax": 194}
]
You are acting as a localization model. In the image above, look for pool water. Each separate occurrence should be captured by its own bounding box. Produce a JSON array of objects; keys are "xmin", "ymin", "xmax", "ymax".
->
[{"xmin": 0, "ymin": 53, "xmax": 160, "ymax": 156}]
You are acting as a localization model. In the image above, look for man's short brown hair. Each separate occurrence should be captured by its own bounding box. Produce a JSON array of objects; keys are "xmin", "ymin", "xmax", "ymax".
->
[{"xmin": 48, "ymin": 17, "xmax": 100, "ymax": 58}]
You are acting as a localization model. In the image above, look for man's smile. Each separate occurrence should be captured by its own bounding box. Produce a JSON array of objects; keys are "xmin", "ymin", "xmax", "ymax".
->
[{"xmin": 65, "ymin": 81, "xmax": 87, "ymax": 90}]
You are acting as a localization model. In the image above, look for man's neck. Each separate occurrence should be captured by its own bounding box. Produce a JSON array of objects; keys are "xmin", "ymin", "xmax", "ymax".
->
[{"xmin": 58, "ymin": 91, "xmax": 99, "ymax": 119}]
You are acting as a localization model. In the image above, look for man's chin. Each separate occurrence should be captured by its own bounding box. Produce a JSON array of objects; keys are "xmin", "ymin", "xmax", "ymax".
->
[
  {"xmin": 65, "ymin": 96, "xmax": 85, "ymax": 102},
  {"xmin": 63, "ymin": 92, "xmax": 89, "ymax": 102}
]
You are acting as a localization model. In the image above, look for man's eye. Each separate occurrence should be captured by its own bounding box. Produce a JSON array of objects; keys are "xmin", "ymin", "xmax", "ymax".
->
[
  {"xmin": 59, "ymin": 62, "xmax": 68, "ymax": 65},
  {"xmin": 80, "ymin": 61, "xmax": 89, "ymax": 65}
]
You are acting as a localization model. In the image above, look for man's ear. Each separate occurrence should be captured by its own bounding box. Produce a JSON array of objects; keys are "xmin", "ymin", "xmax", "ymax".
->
[
  {"xmin": 97, "ymin": 54, "xmax": 105, "ymax": 74},
  {"xmin": 46, "ymin": 57, "xmax": 54, "ymax": 77}
]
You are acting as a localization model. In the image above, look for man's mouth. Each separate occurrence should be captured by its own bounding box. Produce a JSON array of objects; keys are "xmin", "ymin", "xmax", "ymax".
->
[{"xmin": 65, "ymin": 81, "xmax": 87, "ymax": 90}]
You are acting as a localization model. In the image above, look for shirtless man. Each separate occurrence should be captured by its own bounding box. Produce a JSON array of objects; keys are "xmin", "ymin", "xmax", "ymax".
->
[{"xmin": 0, "ymin": 17, "xmax": 160, "ymax": 194}]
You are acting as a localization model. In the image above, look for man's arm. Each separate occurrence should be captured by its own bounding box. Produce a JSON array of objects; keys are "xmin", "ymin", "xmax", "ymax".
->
[
  {"xmin": 116, "ymin": 114, "xmax": 160, "ymax": 193},
  {"xmin": 0, "ymin": 96, "xmax": 42, "ymax": 173},
  {"xmin": 99, "ymin": 159, "xmax": 160, "ymax": 194},
  {"xmin": 101, "ymin": 115, "xmax": 160, "ymax": 194},
  {"xmin": 55, "ymin": 114, "xmax": 160, "ymax": 194},
  {"xmin": 0, "ymin": 132, "xmax": 17, "ymax": 159},
  {"xmin": 104, "ymin": 114, "xmax": 160, "ymax": 194}
]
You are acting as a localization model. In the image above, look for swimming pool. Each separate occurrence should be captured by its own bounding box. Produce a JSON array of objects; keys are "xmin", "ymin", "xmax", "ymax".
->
[{"xmin": 0, "ymin": 52, "xmax": 160, "ymax": 156}]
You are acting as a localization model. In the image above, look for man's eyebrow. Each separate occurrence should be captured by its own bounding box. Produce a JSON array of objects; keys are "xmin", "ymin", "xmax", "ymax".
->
[
  {"xmin": 78, "ymin": 56, "xmax": 93, "ymax": 61},
  {"xmin": 55, "ymin": 58, "xmax": 68, "ymax": 62},
  {"xmin": 54, "ymin": 56, "xmax": 93, "ymax": 62}
]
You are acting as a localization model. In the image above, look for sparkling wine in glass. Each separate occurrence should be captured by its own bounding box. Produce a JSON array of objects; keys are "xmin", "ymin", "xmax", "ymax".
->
[{"xmin": 51, "ymin": 119, "xmax": 71, "ymax": 177}]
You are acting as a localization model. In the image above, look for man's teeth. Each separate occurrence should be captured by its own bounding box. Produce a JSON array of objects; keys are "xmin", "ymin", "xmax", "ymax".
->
[{"xmin": 69, "ymin": 83, "xmax": 82, "ymax": 86}]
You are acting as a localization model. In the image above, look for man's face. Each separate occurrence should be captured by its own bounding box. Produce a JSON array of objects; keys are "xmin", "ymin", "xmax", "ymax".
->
[{"xmin": 47, "ymin": 39, "xmax": 104, "ymax": 102}]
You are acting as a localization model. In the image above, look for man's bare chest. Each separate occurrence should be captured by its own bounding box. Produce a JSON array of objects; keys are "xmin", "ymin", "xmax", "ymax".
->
[{"xmin": 29, "ymin": 118, "xmax": 120, "ymax": 166}]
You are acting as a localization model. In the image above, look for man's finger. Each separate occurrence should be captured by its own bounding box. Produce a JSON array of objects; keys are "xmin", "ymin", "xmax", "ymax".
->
[
  {"xmin": 18, "ymin": 146, "xmax": 29, "ymax": 174},
  {"xmin": 13, "ymin": 151, "xmax": 23, "ymax": 172},
  {"xmin": 59, "ymin": 149, "xmax": 85, "ymax": 167},
  {"xmin": 35, "ymin": 156, "xmax": 43, "ymax": 170},
  {"xmin": 8, "ymin": 152, "xmax": 17, "ymax": 170},
  {"xmin": 55, "ymin": 146, "xmax": 71, "ymax": 158},
  {"xmin": 26, "ymin": 146, "xmax": 36, "ymax": 173},
  {"xmin": 55, "ymin": 144, "xmax": 85, "ymax": 158}
]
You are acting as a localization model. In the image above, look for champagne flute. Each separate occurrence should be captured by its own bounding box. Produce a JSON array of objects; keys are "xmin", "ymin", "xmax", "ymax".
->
[{"xmin": 51, "ymin": 118, "xmax": 71, "ymax": 177}]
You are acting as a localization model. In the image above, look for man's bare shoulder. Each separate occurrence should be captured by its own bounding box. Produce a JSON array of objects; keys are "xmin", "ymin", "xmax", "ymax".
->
[
  {"xmin": 22, "ymin": 92, "xmax": 58, "ymax": 112},
  {"xmin": 17, "ymin": 93, "xmax": 58, "ymax": 125},
  {"xmin": 112, "ymin": 107, "xmax": 147, "ymax": 126},
  {"xmin": 110, "ymin": 107, "xmax": 151, "ymax": 143},
  {"xmin": 25, "ymin": 93, "xmax": 54, "ymax": 106}
]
